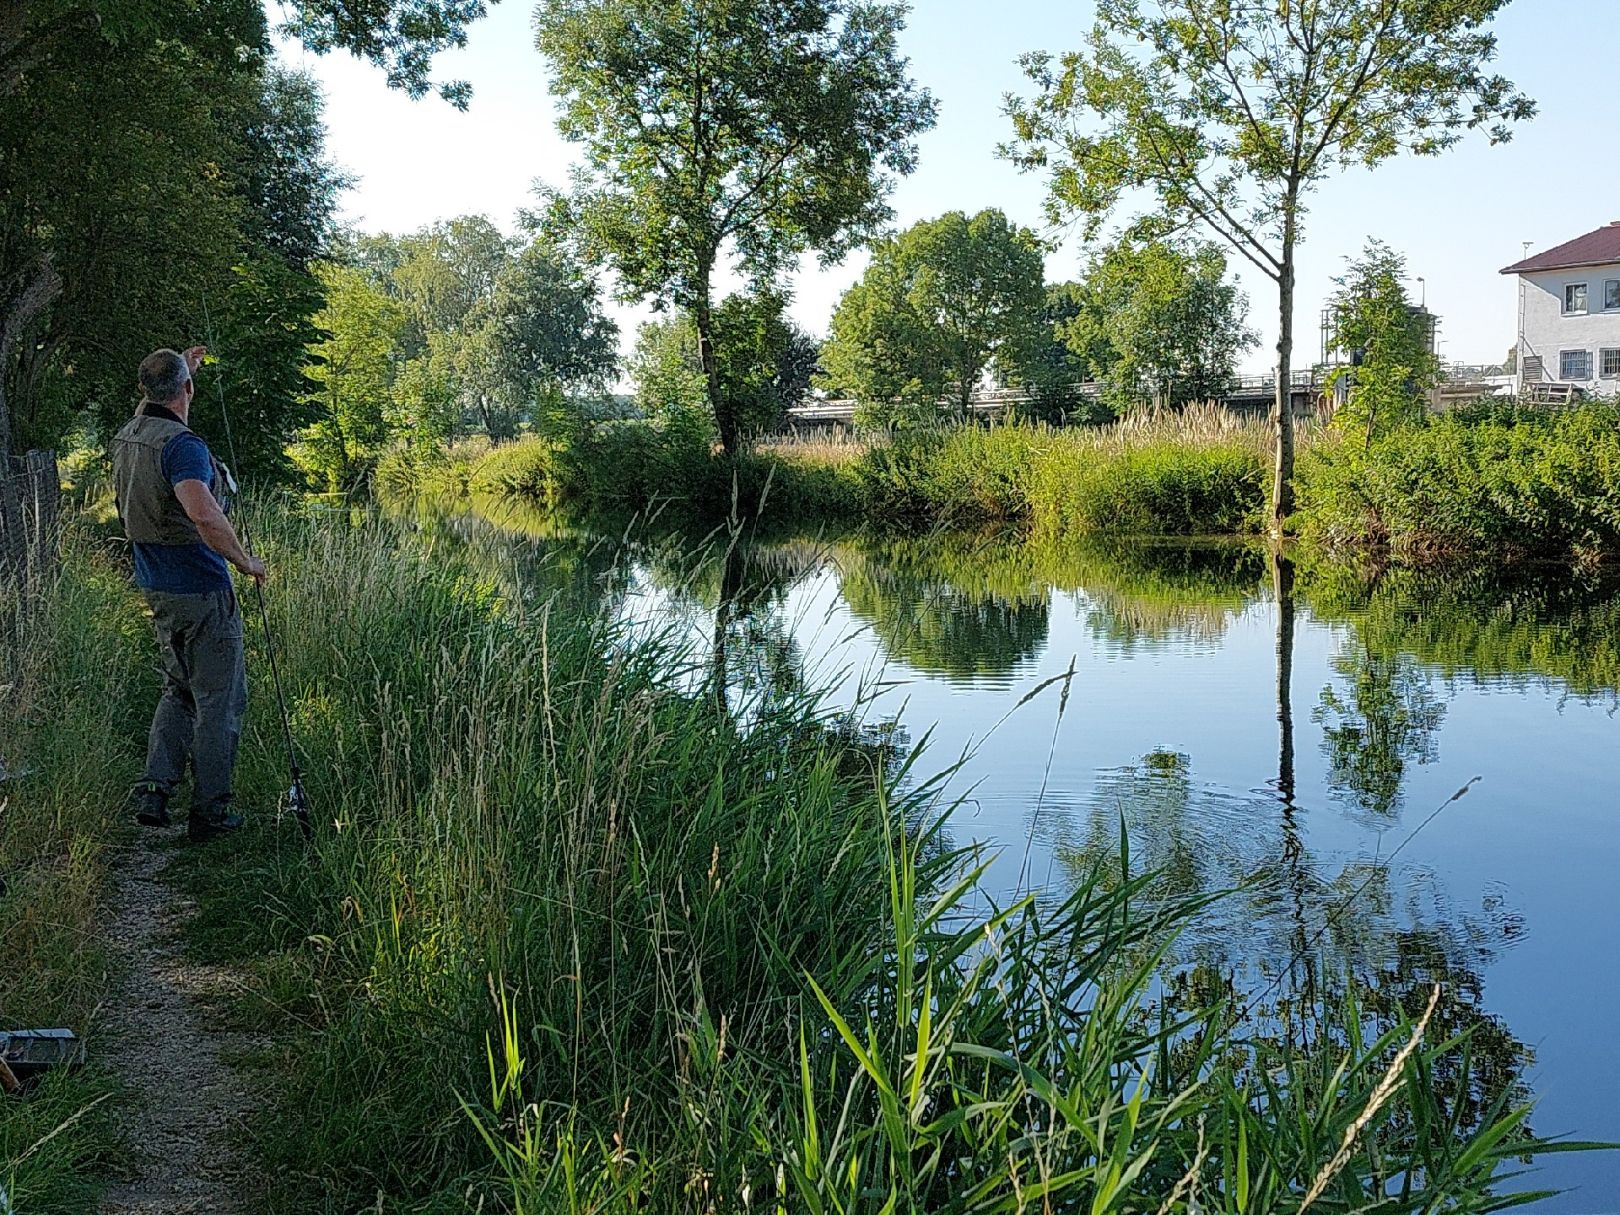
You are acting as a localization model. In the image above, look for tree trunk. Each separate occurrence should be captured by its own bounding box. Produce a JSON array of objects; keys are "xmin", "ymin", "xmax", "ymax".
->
[
  {"xmin": 1271, "ymin": 227, "xmax": 1298, "ymax": 535},
  {"xmin": 692, "ymin": 260, "xmax": 735, "ymax": 456},
  {"xmin": 0, "ymin": 255, "xmax": 63, "ymax": 462}
]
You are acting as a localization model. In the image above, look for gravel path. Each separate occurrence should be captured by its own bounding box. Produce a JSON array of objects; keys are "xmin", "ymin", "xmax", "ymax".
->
[{"xmin": 96, "ymin": 832, "xmax": 264, "ymax": 1214}]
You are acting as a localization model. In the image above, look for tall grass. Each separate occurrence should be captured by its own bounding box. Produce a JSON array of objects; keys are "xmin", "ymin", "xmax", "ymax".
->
[
  {"xmin": 0, "ymin": 536, "xmax": 141, "ymax": 1211},
  {"xmin": 173, "ymin": 508, "xmax": 912, "ymax": 1208}
]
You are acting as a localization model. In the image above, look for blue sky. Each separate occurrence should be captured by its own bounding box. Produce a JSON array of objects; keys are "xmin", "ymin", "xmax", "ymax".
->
[{"xmin": 277, "ymin": 0, "xmax": 1620, "ymax": 371}]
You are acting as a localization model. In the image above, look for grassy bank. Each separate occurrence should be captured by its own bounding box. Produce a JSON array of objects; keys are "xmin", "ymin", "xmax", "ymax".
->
[
  {"xmin": 382, "ymin": 407, "xmax": 1274, "ymax": 538},
  {"xmin": 0, "ymin": 538, "xmax": 143, "ymax": 1211},
  {"xmin": 6, "ymin": 515, "xmax": 1584, "ymax": 1210},
  {"xmin": 386, "ymin": 401, "xmax": 1620, "ymax": 569}
]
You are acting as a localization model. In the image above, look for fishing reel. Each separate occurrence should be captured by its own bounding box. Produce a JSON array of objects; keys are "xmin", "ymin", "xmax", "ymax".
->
[{"xmin": 284, "ymin": 775, "xmax": 314, "ymax": 841}]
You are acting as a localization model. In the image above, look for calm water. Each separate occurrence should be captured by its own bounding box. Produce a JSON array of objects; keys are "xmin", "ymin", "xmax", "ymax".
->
[{"xmin": 428, "ymin": 507, "xmax": 1620, "ymax": 1208}]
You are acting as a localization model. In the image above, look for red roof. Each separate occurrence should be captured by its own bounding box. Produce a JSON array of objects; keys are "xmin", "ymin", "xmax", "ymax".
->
[{"xmin": 1501, "ymin": 224, "xmax": 1620, "ymax": 275}]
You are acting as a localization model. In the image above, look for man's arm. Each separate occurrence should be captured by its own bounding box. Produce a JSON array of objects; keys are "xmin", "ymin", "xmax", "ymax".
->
[{"xmin": 174, "ymin": 480, "xmax": 267, "ymax": 584}]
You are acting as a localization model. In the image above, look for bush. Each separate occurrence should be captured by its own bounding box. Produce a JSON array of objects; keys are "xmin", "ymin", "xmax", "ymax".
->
[{"xmin": 1296, "ymin": 402, "xmax": 1620, "ymax": 565}]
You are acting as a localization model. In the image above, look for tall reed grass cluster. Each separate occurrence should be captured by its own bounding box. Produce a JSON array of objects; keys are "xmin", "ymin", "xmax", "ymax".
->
[
  {"xmin": 852, "ymin": 409, "xmax": 1274, "ymax": 534},
  {"xmin": 100, "ymin": 510, "xmax": 1566, "ymax": 1211}
]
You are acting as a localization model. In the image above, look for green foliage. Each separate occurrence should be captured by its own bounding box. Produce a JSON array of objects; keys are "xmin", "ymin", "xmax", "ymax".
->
[
  {"xmin": 628, "ymin": 317, "xmax": 713, "ymax": 443},
  {"xmin": 384, "ymin": 216, "xmax": 512, "ymax": 356},
  {"xmin": 298, "ymin": 262, "xmax": 409, "ymax": 490},
  {"xmin": 337, "ymin": 223, "xmax": 618, "ymax": 447},
  {"xmin": 280, "ymin": 0, "xmax": 494, "ymax": 106},
  {"xmin": 821, "ymin": 209, "xmax": 1048, "ymax": 424},
  {"xmin": 1327, "ymin": 241, "xmax": 1441, "ymax": 441},
  {"xmin": 466, "ymin": 237, "xmax": 619, "ymax": 409},
  {"xmin": 535, "ymin": 0, "xmax": 936, "ymax": 451},
  {"xmin": 711, "ymin": 291, "xmax": 819, "ymax": 436},
  {"xmin": 1058, "ymin": 238, "xmax": 1255, "ymax": 412},
  {"xmin": 1029, "ymin": 436, "xmax": 1267, "ymax": 536},
  {"xmin": 1005, "ymin": 0, "xmax": 1535, "ymax": 524},
  {"xmin": 389, "ymin": 344, "xmax": 462, "ymax": 449},
  {"xmin": 0, "ymin": 4, "xmax": 340, "ymax": 477},
  {"xmin": 1016, "ymin": 282, "xmax": 1110, "ymax": 425},
  {"xmin": 1295, "ymin": 404, "xmax": 1620, "ymax": 565},
  {"xmin": 631, "ymin": 295, "xmax": 817, "ymax": 444}
]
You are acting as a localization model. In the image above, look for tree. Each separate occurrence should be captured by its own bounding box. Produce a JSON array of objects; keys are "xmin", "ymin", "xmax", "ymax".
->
[
  {"xmin": 0, "ymin": 0, "xmax": 486, "ymax": 461},
  {"xmin": 630, "ymin": 295, "xmax": 817, "ymax": 441},
  {"xmin": 0, "ymin": 3, "xmax": 344, "ymax": 477},
  {"xmin": 1016, "ymin": 283, "xmax": 1103, "ymax": 425},
  {"xmin": 711, "ymin": 292, "xmax": 819, "ymax": 436},
  {"xmin": 388, "ymin": 342, "xmax": 462, "ymax": 449},
  {"xmin": 820, "ymin": 209, "xmax": 1047, "ymax": 426},
  {"xmin": 472, "ymin": 240, "xmax": 619, "ymax": 405},
  {"xmin": 1060, "ymin": 238, "xmax": 1254, "ymax": 412},
  {"xmin": 629, "ymin": 317, "xmax": 712, "ymax": 448},
  {"xmin": 388, "ymin": 216, "xmax": 514, "ymax": 357},
  {"xmin": 1326, "ymin": 240, "xmax": 1441, "ymax": 443},
  {"xmin": 534, "ymin": 0, "xmax": 936, "ymax": 455},
  {"xmin": 301, "ymin": 263, "xmax": 408, "ymax": 489},
  {"xmin": 1005, "ymin": 0, "xmax": 1534, "ymax": 532}
]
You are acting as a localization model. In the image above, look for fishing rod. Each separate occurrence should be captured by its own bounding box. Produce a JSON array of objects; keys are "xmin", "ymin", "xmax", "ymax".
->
[{"xmin": 199, "ymin": 295, "xmax": 313, "ymax": 842}]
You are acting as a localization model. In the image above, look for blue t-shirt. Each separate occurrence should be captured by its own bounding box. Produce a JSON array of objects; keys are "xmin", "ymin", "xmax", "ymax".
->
[{"xmin": 131, "ymin": 432, "xmax": 233, "ymax": 595}]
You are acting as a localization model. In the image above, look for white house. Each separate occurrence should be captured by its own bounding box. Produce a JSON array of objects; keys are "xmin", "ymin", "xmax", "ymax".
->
[{"xmin": 1501, "ymin": 222, "xmax": 1620, "ymax": 399}]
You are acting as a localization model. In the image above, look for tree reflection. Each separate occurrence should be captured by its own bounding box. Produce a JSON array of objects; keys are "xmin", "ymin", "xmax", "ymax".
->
[
  {"xmin": 1314, "ymin": 645, "xmax": 1446, "ymax": 817},
  {"xmin": 838, "ymin": 555, "xmax": 1051, "ymax": 682},
  {"xmin": 1051, "ymin": 745, "xmax": 1535, "ymax": 1143}
]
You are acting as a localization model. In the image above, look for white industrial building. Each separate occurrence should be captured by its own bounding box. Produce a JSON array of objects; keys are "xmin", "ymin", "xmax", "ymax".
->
[{"xmin": 1502, "ymin": 223, "xmax": 1620, "ymax": 400}]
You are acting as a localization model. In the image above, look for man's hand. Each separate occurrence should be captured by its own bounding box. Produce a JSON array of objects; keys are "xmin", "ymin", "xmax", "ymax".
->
[
  {"xmin": 182, "ymin": 345, "xmax": 207, "ymax": 374},
  {"xmin": 236, "ymin": 554, "xmax": 267, "ymax": 586}
]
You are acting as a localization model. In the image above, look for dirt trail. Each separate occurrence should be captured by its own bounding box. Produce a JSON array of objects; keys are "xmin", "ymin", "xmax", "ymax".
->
[{"xmin": 96, "ymin": 831, "xmax": 264, "ymax": 1214}]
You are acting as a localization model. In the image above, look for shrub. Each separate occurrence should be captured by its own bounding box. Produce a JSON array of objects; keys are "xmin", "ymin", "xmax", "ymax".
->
[{"xmin": 1296, "ymin": 403, "xmax": 1620, "ymax": 565}]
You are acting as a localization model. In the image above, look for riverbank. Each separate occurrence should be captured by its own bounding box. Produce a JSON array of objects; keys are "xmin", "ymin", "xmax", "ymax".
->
[
  {"xmin": 3, "ymin": 514, "xmax": 1583, "ymax": 1210},
  {"xmin": 384, "ymin": 401, "xmax": 1620, "ymax": 568}
]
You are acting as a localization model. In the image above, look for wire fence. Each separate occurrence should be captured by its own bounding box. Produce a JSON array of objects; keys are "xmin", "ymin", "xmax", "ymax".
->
[
  {"xmin": 0, "ymin": 450, "xmax": 61, "ymax": 588},
  {"xmin": 1, "ymin": 450, "xmax": 62, "ymax": 685}
]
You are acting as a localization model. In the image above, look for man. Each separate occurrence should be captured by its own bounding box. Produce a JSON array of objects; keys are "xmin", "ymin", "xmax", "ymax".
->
[{"xmin": 111, "ymin": 347, "xmax": 266, "ymax": 842}]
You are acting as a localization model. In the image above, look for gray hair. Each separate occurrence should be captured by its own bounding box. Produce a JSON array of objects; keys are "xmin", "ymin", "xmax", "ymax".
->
[{"xmin": 138, "ymin": 348, "xmax": 191, "ymax": 403}]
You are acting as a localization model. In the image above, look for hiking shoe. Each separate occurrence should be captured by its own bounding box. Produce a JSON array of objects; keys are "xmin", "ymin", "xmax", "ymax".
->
[
  {"xmin": 133, "ymin": 783, "xmax": 171, "ymax": 829},
  {"xmin": 187, "ymin": 806, "xmax": 244, "ymax": 843}
]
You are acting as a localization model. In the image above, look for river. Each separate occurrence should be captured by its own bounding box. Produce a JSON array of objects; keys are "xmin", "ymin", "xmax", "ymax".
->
[{"xmin": 418, "ymin": 503, "xmax": 1620, "ymax": 1207}]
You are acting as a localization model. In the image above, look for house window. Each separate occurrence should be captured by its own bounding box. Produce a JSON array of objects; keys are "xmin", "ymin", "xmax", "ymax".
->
[
  {"xmin": 1606, "ymin": 280, "xmax": 1620, "ymax": 311},
  {"xmin": 1565, "ymin": 283, "xmax": 1589, "ymax": 314},
  {"xmin": 1560, "ymin": 349, "xmax": 1592, "ymax": 380},
  {"xmin": 1602, "ymin": 349, "xmax": 1620, "ymax": 379}
]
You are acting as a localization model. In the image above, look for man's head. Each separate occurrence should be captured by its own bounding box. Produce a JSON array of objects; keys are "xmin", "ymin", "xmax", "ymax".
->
[{"xmin": 138, "ymin": 348, "xmax": 193, "ymax": 408}]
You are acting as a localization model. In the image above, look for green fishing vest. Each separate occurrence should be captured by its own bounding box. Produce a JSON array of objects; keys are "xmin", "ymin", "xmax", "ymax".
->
[{"xmin": 110, "ymin": 409, "xmax": 226, "ymax": 547}]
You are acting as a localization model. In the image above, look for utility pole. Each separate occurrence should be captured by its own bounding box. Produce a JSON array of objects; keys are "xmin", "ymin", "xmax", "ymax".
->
[{"xmin": 1517, "ymin": 240, "xmax": 1532, "ymax": 395}]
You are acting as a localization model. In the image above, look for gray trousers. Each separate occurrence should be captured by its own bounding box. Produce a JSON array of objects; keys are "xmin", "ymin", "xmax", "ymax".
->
[{"xmin": 141, "ymin": 588, "xmax": 247, "ymax": 814}]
